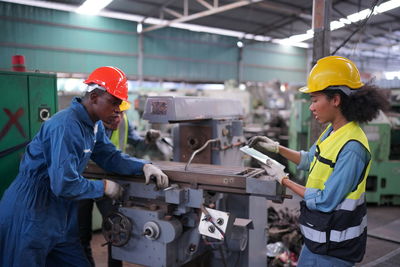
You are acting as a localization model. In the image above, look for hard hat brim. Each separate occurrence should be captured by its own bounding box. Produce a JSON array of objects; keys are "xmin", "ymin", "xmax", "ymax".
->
[
  {"xmin": 299, "ymin": 86, "xmax": 312, "ymax": 93},
  {"xmin": 119, "ymin": 100, "xmax": 131, "ymax": 111}
]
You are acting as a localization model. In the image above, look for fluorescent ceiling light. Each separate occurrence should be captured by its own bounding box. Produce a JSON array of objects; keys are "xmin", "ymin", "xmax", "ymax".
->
[
  {"xmin": 376, "ymin": 0, "xmax": 400, "ymax": 13},
  {"xmin": 137, "ymin": 23, "xmax": 143, "ymax": 33},
  {"xmin": 277, "ymin": 0, "xmax": 400, "ymax": 47},
  {"xmin": 272, "ymin": 39, "xmax": 310, "ymax": 48},
  {"xmin": 76, "ymin": 0, "xmax": 113, "ymax": 15},
  {"xmin": 384, "ymin": 71, "xmax": 400, "ymax": 80}
]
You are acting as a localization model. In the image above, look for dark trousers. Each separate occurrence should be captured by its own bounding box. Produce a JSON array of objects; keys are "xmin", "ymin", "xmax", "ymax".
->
[{"xmin": 78, "ymin": 198, "xmax": 122, "ymax": 267}]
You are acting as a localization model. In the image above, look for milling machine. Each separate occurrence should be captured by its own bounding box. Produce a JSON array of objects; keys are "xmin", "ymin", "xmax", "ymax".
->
[{"xmin": 84, "ymin": 96, "xmax": 290, "ymax": 267}]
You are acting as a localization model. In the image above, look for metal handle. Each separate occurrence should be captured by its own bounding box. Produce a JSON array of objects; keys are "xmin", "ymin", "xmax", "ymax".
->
[{"xmin": 184, "ymin": 138, "xmax": 219, "ymax": 171}]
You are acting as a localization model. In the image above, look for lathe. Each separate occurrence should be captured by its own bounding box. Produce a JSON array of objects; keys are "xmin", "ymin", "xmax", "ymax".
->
[{"xmin": 84, "ymin": 96, "xmax": 290, "ymax": 267}]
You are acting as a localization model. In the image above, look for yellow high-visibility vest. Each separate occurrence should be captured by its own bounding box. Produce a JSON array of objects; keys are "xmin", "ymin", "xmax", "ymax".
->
[
  {"xmin": 307, "ymin": 121, "xmax": 370, "ymax": 200},
  {"xmin": 110, "ymin": 113, "xmax": 128, "ymax": 153}
]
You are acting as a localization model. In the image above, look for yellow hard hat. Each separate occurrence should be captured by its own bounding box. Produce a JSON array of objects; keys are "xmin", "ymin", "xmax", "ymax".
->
[
  {"xmin": 119, "ymin": 100, "xmax": 131, "ymax": 111},
  {"xmin": 299, "ymin": 56, "xmax": 364, "ymax": 93}
]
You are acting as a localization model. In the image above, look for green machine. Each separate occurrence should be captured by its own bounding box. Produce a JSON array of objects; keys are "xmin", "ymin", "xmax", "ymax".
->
[
  {"xmin": 0, "ymin": 70, "xmax": 57, "ymax": 198},
  {"xmin": 362, "ymin": 112, "xmax": 400, "ymax": 205},
  {"xmin": 288, "ymin": 94, "xmax": 310, "ymax": 182},
  {"xmin": 288, "ymin": 93, "xmax": 400, "ymax": 205}
]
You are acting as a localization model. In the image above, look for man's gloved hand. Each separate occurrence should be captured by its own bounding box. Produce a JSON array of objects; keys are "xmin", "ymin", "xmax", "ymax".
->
[
  {"xmin": 143, "ymin": 164, "xmax": 169, "ymax": 188},
  {"xmin": 104, "ymin": 179, "xmax": 124, "ymax": 199},
  {"xmin": 145, "ymin": 129, "xmax": 161, "ymax": 144},
  {"xmin": 248, "ymin": 136, "xmax": 280, "ymax": 154},
  {"xmin": 260, "ymin": 160, "xmax": 288, "ymax": 184}
]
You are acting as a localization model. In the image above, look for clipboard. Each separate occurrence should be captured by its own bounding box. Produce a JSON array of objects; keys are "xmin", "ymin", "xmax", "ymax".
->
[{"xmin": 240, "ymin": 145, "xmax": 285, "ymax": 170}]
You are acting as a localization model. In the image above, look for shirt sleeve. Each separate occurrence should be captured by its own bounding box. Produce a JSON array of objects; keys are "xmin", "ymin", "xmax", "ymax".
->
[
  {"xmin": 304, "ymin": 141, "xmax": 370, "ymax": 212},
  {"xmin": 91, "ymin": 121, "xmax": 149, "ymax": 175},
  {"xmin": 45, "ymin": 124, "xmax": 104, "ymax": 200},
  {"xmin": 297, "ymin": 145, "xmax": 316, "ymax": 171},
  {"xmin": 127, "ymin": 120, "xmax": 145, "ymax": 146}
]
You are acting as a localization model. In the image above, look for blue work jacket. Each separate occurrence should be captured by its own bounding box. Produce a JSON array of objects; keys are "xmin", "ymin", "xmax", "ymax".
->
[{"xmin": 0, "ymin": 97, "xmax": 147, "ymax": 266}]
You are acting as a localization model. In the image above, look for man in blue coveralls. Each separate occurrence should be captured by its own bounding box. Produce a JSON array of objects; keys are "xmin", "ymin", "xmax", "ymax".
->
[{"xmin": 0, "ymin": 66, "xmax": 169, "ymax": 266}]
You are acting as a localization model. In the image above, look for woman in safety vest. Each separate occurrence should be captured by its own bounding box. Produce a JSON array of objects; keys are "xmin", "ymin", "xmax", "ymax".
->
[{"xmin": 248, "ymin": 56, "xmax": 389, "ymax": 266}]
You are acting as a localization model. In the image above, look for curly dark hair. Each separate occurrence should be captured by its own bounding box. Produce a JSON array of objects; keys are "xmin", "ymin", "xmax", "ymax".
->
[{"xmin": 322, "ymin": 84, "xmax": 390, "ymax": 123}]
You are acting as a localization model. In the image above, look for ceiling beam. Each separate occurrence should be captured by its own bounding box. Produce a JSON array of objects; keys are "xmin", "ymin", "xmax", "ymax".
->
[
  {"xmin": 257, "ymin": 1, "xmax": 312, "ymax": 20},
  {"xmin": 143, "ymin": 0, "xmax": 261, "ymax": 33}
]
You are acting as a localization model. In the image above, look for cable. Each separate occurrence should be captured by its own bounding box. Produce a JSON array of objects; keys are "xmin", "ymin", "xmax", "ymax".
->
[{"xmin": 331, "ymin": 0, "xmax": 381, "ymax": 55}]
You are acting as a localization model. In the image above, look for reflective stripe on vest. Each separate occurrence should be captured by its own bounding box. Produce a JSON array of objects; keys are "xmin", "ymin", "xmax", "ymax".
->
[
  {"xmin": 330, "ymin": 215, "xmax": 367, "ymax": 242},
  {"xmin": 110, "ymin": 113, "xmax": 128, "ymax": 152},
  {"xmin": 300, "ymin": 214, "xmax": 367, "ymax": 243},
  {"xmin": 335, "ymin": 192, "xmax": 365, "ymax": 211}
]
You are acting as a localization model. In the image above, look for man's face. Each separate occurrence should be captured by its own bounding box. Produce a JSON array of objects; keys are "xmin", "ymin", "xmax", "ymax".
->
[
  {"xmin": 103, "ymin": 112, "xmax": 123, "ymax": 130},
  {"xmin": 92, "ymin": 91, "xmax": 122, "ymax": 124}
]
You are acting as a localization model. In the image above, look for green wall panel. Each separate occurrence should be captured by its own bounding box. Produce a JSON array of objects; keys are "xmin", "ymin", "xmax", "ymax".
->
[
  {"xmin": 242, "ymin": 42, "xmax": 307, "ymax": 83},
  {"xmin": 1, "ymin": 21, "xmax": 137, "ymax": 53},
  {"xmin": 243, "ymin": 65, "xmax": 306, "ymax": 83},
  {"xmin": 0, "ymin": 3, "xmax": 136, "ymax": 33},
  {"xmin": 0, "ymin": 47, "xmax": 137, "ymax": 75},
  {"xmin": 0, "ymin": 2, "xmax": 307, "ymax": 83},
  {"xmin": 142, "ymin": 27, "xmax": 238, "ymax": 81},
  {"xmin": 0, "ymin": 2, "xmax": 138, "ymax": 75},
  {"xmin": 143, "ymin": 57, "xmax": 236, "ymax": 81}
]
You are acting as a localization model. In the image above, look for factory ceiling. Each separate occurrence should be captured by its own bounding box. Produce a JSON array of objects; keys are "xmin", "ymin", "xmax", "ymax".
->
[{"xmin": 4, "ymin": 0, "xmax": 400, "ymax": 73}]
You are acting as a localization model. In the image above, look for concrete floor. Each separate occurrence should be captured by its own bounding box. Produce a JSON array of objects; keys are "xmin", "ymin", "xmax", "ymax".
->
[
  {"xmin": 92, "ymin": 192, "xmax": 400, "ymax": 266},
  {"xmin": 92, "ymin": 233, "xmax": 140, "ymax": 267}
]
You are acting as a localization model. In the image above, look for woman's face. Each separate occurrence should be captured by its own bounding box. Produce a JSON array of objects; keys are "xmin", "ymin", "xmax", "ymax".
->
[{"xmin": 309, "ymin": 92, "xmax": 338, "ymax": 124}]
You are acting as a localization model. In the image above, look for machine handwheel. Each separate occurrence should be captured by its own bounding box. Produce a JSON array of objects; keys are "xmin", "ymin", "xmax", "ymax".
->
[{"xmin": 102, "ymin": 212, "xmax": 132, "ymax": 247}]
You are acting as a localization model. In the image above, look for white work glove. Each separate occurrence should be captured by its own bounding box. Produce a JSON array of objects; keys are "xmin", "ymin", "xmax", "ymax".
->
[
  {"xmin": 145, "ymin": 129, "xmax": 161, "ymax": 144},
  {"xmin": 104, "ymin": 179, "xmax": 124, "ymax": 199},
  {"xmin": 248, "ymin": 136, "xmax": 280, "ymax": 154},
  {"xmin": 143, "ymin": 164, "xmax": 169, "ymax": 189},
  {"xmin": 261, "ymin": 160, "xmax": 288, "ymax": 184}
]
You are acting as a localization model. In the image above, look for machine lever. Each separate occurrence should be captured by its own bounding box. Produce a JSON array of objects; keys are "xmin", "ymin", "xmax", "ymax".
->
[
  {"xmin": 185, "ymin": 138, "xmax": 219, "ymax": 171},
  {"xmin": 164, "ymin": 184, "xmax": 179, "ymax": 191}
]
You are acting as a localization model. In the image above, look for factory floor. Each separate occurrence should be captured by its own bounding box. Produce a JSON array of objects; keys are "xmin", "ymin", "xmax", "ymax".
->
[
  {"xmin": 92, "ymin": 191, "xmax": 400, "ymax": 266},
  {"xmin": 91, "ymin": 233, "xmax": 140, "ymax": 267}
]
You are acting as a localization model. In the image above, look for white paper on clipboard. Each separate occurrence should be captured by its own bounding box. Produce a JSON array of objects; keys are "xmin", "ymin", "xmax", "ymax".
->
[{"xmin": 240, "ymin": 145, "xmax": 285, "ymax": 170}]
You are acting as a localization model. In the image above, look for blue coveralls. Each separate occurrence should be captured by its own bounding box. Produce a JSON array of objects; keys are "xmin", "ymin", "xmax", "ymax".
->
[{"xmin": 0, "ymin": 98, "xmax": 147, "ymax": 267}]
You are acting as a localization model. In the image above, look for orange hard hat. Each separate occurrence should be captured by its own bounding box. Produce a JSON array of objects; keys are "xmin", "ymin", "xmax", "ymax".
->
[{"xmin": 84, "ymin": 66, "xmax": 131, "ymax": 110}]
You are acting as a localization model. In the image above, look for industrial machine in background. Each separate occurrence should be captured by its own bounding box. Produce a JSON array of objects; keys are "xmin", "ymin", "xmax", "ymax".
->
[
  {"xmin": 363, "ymin": 111, "xmax": 400, "ymax": 205},
  {"xmin": 0, "ymin": 70, "xmax": 57, "ymax": 197},
  {"xmin": 287, "ymin": 93, "xmax": 310, "ymax": 182},
  {"xmin": 84, "ymin": 96, "xmax": 290, "ymax": 267},
  {"xmin": 288, "ymin": 92, "xmax": 400, "ymax": 205}
]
